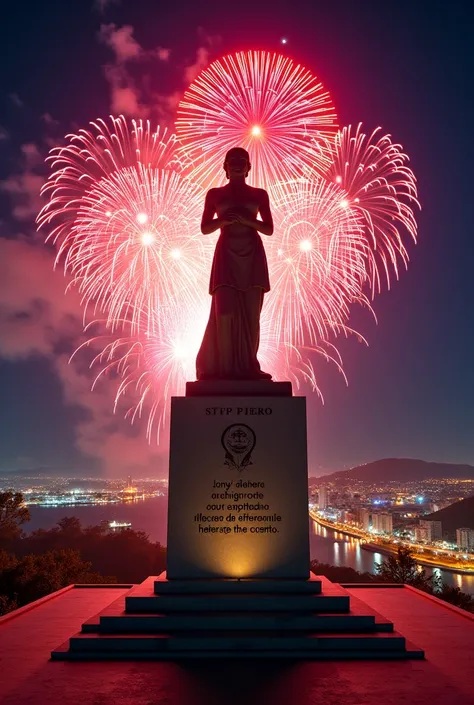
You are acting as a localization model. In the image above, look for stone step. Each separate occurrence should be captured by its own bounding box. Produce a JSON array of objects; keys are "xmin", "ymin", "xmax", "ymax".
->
[
  {"xmin": 80, "ymin": 576, "xmax": 393, "ymax": 636},
  {"xmin": 52, "ymin": 645, "xmax": 425, "ymax": 661},
  {"xmin": 96, "ymin": 612, "xmax": 379, "ymax": 634},
  {"xmin": 50, "ymin": 574, "xmax": 424, "ymax": 661},
  {"xmin": 153, "ymin": 575, "xmax": 322, "ymax": 595},
  {"xmin": 126, "ymin": 593, "xmax": 350, "ymax": 613},
  {"xmin": 127, "ymin": 575, "xmax": 349, "ymax": 613},
  {"xmin": 68, "ymin": 631, "xmax": 410, "ymax": 654},
  {"xmin": 53, "ymin": 630, "xmax": 424, "ymax": 660}
]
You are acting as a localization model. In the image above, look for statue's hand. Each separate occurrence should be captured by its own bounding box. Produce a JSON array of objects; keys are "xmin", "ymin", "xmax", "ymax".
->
[
  {"xmin": 219, "ymin": 216, "xmax": 234, "ymax": 227},
  {"xmin": 225, "ymin": 210, "xmax": 249, "ymax": 226}
]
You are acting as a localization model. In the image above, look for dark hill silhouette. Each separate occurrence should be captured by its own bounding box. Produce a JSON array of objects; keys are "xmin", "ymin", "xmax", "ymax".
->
[
  {"xmin": 423, "ymin": 495, "xmax": 474, "ymax": 538},
  {"xmin": 310, "ymin": 458, "xmax": 474, "ymax": 484}
]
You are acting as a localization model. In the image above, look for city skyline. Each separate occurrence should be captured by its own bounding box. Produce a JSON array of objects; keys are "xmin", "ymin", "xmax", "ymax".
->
[{"xmin": 1, "ymin": 1, "xmax": 473, "ymax": 477}]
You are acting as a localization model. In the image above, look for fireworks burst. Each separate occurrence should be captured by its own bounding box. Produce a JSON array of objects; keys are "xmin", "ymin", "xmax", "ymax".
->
[
  {"xmin": 38, "ymin": 52, "xmax": 419, "ymax": 444},
  {"xmin": 176, "ymin": 51, "xmax": 338, "ymax": 193},
  {"xmin": 38, "ymin": 118, "xmax": 207, "ymax": 334},
  {"xmin": 266, "ymin": 178, "xmax": 370, "ymax": 348},
  {"xmin": 326, "ymin": 123, "xmax": 419, "ymax": 294}
]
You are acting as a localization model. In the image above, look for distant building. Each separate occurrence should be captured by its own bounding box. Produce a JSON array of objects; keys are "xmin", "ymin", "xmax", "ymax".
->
[
  {"xmin": 359, "ymin": 508, "xmax": 371, "ymax": 531},
  {"xmin": 318, "ymin": 486, "xmax": 328, "ymax": 510},
  {"xmin": 415, "ymin": 519, "xmax": 442, "ymax": 543},
  {"xmin": 340, "ymin": 510, "xmax": 355, "ymax": 524},
  {"xmin": 127, "ymin": 475, "xmax": 133, "ymax": 489},
  {"xmin": 372, "ymin": 513, "xmax": 393, "ymax": 534},
  {"xmin": 456, "ymin": 528, "xmax": 474, "ymax": 550},
  {"xmin": 415, "ymin": 525, "xmax": 430, "ymax": 542}
]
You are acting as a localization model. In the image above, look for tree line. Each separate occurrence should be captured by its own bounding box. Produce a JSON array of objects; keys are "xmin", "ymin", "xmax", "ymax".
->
[
  {"xmin": 1, "ymin": 491, "xmax": 472, "ymax": 616},
  {"xmin": 0, "ymin": 491, "xmax": 166, "ymax": 614}
]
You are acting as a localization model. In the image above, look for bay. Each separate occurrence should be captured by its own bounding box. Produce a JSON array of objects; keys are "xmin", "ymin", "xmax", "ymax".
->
[{"xmin": 25, "ymin": 497, "xmax": 474, "ymax": 594}]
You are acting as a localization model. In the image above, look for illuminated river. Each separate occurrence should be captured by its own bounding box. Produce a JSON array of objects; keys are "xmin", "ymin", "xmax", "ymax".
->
[
  {"xmin": 25, "ymin": 498, "xmax": 474, "ymax": 594},
  {"xmin": 310, "ymin": 516, "xmax": 474, "ymax": 594}
]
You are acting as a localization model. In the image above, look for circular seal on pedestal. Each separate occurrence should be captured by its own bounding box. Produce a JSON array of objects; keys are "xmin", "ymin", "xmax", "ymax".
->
[{"xmin": 221, "ymin": 423, "xmax": 256, "ymax": 471}]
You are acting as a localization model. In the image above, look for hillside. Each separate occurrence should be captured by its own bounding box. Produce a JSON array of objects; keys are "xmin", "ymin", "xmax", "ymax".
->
[
  {"xmin": 423, "ymin": 495, "xmax": 474, "ymax": 537},
  {"xmin": 314, "ymin": 458, "xmax": 474, "ymax": 484}
]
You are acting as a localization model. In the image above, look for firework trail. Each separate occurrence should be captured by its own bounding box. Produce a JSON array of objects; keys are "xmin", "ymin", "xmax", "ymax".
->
[
  {"xmin": 176, "ymin": 51, "xmax": 338, "ymax": 195},
  {"xmin": 38, "ymin": 52, "xmax": 419, "ymax": 443}
]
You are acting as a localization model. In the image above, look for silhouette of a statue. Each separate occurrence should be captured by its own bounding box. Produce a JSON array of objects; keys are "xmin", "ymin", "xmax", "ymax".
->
[{"xmin": 196, "ymin": 147, "xmax": 273, "ymax": 381}]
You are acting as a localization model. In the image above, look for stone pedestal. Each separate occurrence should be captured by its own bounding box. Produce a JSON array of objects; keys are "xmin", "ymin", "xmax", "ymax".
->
[{"xmin": 166, "ymin": 392, "xmax": 310, "ymax": 579}]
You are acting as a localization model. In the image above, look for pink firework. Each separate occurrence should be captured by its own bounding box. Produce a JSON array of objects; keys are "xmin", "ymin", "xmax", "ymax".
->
[
  {"xmin": 77, "ymin": 301, "xmax": 210, "ymax": 441},
  {"xmin": 326, "ymin": 123, "xmax": 420, "ymax": 294},
  {"xmin": 265, "ymin": 178, "xmax": 370, "ymax": 348},
  {"xmin": 38, "ymin": 117, "xmax": 207, "ymax": 334},
  {"xmin": 176, "ymin": 51, "xmax": 338, "ymax": 193},
  {"xmin": 81, "ymin": 302, "xmax": 347, "ymax": 443}
]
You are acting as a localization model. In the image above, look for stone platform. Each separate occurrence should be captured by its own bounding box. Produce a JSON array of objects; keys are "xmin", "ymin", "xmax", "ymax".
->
[
  {"xmin": 51, "ymin": 573, "xmax": 424, "ymax": 660},
  {"xmin": 185, "ymin": 380, "xmax": 292, "ymax": 397}
]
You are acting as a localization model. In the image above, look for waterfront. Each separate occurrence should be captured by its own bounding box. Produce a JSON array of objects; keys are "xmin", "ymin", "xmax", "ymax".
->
[
  {"xmin": 26, "ymin": 495, "xmax": 169, "ymax": 544},
  {"xmin": 310, "ymin": 516, "xmax": 474, "ymax": 594},
  {"xmin": 24, "ymin": 497, "xmax": 474, "ymax": 594}
]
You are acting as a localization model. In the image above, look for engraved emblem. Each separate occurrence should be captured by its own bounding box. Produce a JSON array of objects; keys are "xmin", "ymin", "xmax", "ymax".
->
[{"xmin": 221, "ymin": 424, "xmax": 256, "ymax": 471}]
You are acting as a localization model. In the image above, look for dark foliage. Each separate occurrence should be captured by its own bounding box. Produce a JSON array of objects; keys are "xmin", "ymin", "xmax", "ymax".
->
[
  {"xmin": 8, "ymin": 515, "xmax": 167, "ymax": 584},
  {"xmin": 310, "ymin": 559, "xmax": 377, "ymax": 583},
  {"xmin": 375, "ymin": 546, "xmax": 441, "ymax": 591},
  {"xmin": 0, "ymin": 548, "xmax": 115, "ymax": 615},
  {"xmin": 374, "ymin": 546, "xmax": 474, "ymax": 611},
  {"xmin": 0, "ymin": 491, "xmax": 31, "ymax": 541},
  {"xmin": 437, "ymin": 584, "xmax": 474, "ymax": 612},
  {"xmin": 0, "ymin": 493, "xmax": 167, "ymax": 616}
]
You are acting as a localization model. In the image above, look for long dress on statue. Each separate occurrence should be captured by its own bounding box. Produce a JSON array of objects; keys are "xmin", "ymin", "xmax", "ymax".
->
[{"xmin": 196, "ymin": 218, "xmax": 270, "ymax": 380}]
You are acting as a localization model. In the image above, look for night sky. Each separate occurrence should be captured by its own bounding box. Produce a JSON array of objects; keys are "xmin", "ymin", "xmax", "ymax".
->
[{"xmin": 0, "ymin": 0, "xmax": 472, "ymax": 478}]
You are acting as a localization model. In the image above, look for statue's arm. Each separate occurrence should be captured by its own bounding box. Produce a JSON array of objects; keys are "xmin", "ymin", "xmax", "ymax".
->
[
  {"xmin": 201, "ymin": 190, "xmax": 231, "ymax": 235},
  {"xmin": 256, "ymin": 190, "xmax": 274, "ymax": 236}
]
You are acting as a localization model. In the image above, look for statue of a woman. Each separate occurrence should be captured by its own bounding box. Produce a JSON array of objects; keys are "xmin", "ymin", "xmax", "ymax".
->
[{"xmin": 196, "ymin": 147, "xmax": 274, "ymax": 380}]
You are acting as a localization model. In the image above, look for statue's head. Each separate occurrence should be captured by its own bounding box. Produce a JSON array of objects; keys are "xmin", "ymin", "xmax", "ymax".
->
[{"xmin": 224, "ymin": 148, "xmax": 251, "ymax": 179}]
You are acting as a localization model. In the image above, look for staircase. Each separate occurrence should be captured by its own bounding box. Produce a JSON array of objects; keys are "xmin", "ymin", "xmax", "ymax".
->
[{"xmin": 52, "ymin": 573, "xmax": 424, "ymax": 660}]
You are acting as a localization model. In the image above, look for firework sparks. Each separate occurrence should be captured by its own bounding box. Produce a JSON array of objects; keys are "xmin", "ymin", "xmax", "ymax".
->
[
  {"xmin": 80, "ymin": 301, "xmax": 349, "ymax": 443},
  {"xmin": 325, "ymin": 123, "xmax": 420, "ymax": 294},
  {"xmin": 38, "ymin": 118, "xmax": 208, "ymax": 334},
  {"xmin": 176, "ymin": 51, "xmax": 338, "ymax": 193},
  {"xmin": 266, "ymin": 178, "xmax": 370, "ymax": 348}
]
